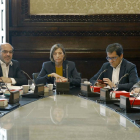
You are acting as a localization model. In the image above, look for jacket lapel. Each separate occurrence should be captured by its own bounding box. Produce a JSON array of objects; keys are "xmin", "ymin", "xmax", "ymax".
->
[
  {"xmin": 63, "ymin": 61, "xmax": 67, "ymax": 77},
  {"xmin": 51, "ymin": 62, "xmax": 56, "ymax": 73},
  {"xmin": 108, "ymin": 66, "xmax": 113, "ymax": 81},
  {"xmin": 119, "ymin": 59, "xmax": 126, "ymax": 83},
  {"xmin": 8, "ymin": 65, "xmax": 14, "ymax": 77},
  {"xmin": 0, "ymin": 66, "xmax": 3, "ymax": 76}
]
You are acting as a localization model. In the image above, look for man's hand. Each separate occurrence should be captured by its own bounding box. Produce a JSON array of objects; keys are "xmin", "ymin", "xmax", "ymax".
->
[
  {"xmin": 0, "ymin": 77, "xmax": 12, "ymax": 83},
  {"xmin": 103, "ymin": 78, "xmax": 115, "ymax": 88},
  {"xmin": 96, "ymin": 82, "xmax": 106, "ymax": 88}
]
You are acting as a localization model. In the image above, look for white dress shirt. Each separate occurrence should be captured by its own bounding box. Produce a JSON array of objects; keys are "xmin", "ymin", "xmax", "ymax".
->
[
  {"xmin": 0, "ymin": 60, "xmax": 16, "ymax": 85},
  {"xmin": 112, "ymin": 60, "xmax": 122, "ymax": 85}
]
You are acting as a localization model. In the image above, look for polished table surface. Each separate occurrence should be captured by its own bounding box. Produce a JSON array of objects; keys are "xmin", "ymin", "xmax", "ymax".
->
[{"xmin": 0, "ymin": 93, "xmax": 140, "ymax": 140}]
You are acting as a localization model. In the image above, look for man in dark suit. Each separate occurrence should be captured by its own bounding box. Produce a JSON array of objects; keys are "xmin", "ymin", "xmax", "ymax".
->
[
  {"xmin": 0, "ymin": 43, "xmax": 27, "ymax": 86},
  {"xmin": 90, "ymin": 43, "xmax": 138, "ymax": 91}
]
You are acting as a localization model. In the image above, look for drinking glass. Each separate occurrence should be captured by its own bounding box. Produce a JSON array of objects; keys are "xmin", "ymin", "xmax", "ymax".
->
[
  {"xmin": 81, "ymin": 78, "xmax": 88, "ymax": 83},
  {"xmin": 112, "ymin": 82, "xmax": 118, "ymax": 91},
  {"xmin": 28, "ymin": 80, "xmax": 33, "ymax": 90}
]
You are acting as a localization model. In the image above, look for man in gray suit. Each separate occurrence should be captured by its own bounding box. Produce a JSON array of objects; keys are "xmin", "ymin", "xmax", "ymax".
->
[{"xmin": 90, "ymin": 43, "xmax": 138, "ymax": 91}]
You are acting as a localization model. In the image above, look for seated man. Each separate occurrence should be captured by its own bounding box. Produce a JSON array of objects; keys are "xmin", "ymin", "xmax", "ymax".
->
[
  {"xmin": 0, "ymin": 43, "xmax": 27, "ymax": 86},
  {"xmin": 90, "ymin": 43, "xmax": 138, "ymax": 91}
]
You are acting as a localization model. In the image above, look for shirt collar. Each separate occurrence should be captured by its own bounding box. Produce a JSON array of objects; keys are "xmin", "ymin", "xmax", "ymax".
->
[
  {"xmin": 0, "ymin": 60, "xmax": 13, "ymax": 66},
  {"xmin": 113, "ymin": 59, "xmax": 122, "ymax": 69}
]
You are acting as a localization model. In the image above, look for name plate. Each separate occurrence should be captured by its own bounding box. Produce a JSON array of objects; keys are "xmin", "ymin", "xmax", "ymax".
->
[
  {"xmin": 81, "ymin": 83, "xmax": 91, "ymax": 93},
  {"xmin": 56, "ymin": 82, "xmax": 70, "ymax": 93},
  {"xmin": 34, "ymin": 84, "xmax": 44, "ymax": 95},
  {"xmin": 81, "ymin": 83, "xmax": 100, "ymax": 97},
  {"xmin": 100, "ymin": 88, "xmax": 110, "ymax": 101},
  {"xmin": 9, "ymin": 90, "xmax": 20, "ymax": 104}
]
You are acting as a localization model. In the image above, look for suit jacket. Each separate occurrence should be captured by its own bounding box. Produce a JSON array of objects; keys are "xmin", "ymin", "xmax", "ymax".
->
[
  {"xmin": 90, "ymin": 59, "xmax": 139, "ymax": 91},
  {"xmin": 36, "ymin": 60, "xmax": 81, "ymax": 86},
  {"xmin": 0, "ymin": 59, "xmax": 28, "ymax": 86},
  {"xmin": 132, "ymin": 81, "xmax": 140, "ymax": 89}
]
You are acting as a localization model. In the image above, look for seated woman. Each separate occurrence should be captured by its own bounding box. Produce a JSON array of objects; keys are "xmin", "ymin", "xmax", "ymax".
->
[{"xmin": 35, "ymin": 44, "xmax": 81, "ymax": 86}]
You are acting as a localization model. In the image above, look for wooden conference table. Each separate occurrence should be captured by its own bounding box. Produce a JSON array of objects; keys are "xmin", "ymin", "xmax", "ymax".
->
[{"xmin": 0, "ymin": 87, "xmax": 140, "ymax": 140}]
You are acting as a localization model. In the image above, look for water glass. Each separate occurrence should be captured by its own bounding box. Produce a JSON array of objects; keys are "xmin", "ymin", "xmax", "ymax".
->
[{"xmin": 28, "ymin": 80, "xmax": 33, "ymax": 90}]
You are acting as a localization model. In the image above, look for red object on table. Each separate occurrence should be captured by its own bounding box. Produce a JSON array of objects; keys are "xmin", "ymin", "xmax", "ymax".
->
[
  {"xmin": 90, "ymin": 86, "xmax": 102, "ymax": 93},
  {"xmin": 129, "ymin": 97, "xmax": 140, "ymax": 105},
  {"xmin": 112, "ymin": 91, "xmax": 130, "ymax": 98}
]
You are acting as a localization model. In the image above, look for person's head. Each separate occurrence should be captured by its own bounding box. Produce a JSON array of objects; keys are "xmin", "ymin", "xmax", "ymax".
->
[
  {"xmin": 106, "ymin": 43, "xmax": 123, "ymax": 68},
  {"xmin": 50, "ymin": 105, "xmax": 65, "ymax": 125},
  {"xmin": 50, "ymin": 44, "xmax": 66, "ymax": 64},
  {"xmin": 0, "ymin": 43, "xmax": 14, "ymax": 65}
]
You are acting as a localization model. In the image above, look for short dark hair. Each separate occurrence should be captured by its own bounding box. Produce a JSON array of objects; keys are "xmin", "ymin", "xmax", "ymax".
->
[
  {"xmin": 106, "ymin": 43, "xmax": 123, "ymax": 56},
  {"xmin": 50, "ymin": 44, "xmax": 66, "ymax": 62}
]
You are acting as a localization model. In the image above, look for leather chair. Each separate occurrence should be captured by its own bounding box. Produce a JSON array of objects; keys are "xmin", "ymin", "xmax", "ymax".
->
[{"xmin": 32, "ymin": 72, "xmax": 39, "ymax": 81}]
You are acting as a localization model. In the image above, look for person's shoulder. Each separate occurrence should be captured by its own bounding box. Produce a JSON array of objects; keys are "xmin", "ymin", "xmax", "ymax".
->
[
  {"xmin": 12, "ymin": 59, "xmax": 19, "ymax": 64},
  {"xmin": 102, "ymin": 62, "xmax": 110, "ymax": 67},
  {"xmin": 123, "ymin": 59, "xmax": 136, "ymax": 67},
  {"xmin": 67, "ymin": 60, "xmax": 75, "ymax": 64},
  {"xmin": 66, "ymin": 61, "xmax": 75, "ymax": 66},
  {"xmin": 43, "ymin": 61, "xmax": 54, "ymax": 66}
]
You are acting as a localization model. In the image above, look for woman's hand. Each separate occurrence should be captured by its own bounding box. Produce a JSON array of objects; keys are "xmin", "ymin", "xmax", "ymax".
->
[
  {"xmin": 103, "ymin": 78, "xmax": 115, "ymax": 88},
  {"xmin": 49, "ymin": 73, "xmax": 68, "ymax": 82},
  {"xmin": 48, "ymin": 73, "xmax": 61, "ymax": 78},
  {"xmin": 56, "ymin": 77, "xmax": 68, "ymax": 82}
]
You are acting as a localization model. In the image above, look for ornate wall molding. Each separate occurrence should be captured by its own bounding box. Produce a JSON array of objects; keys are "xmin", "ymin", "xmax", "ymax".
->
[
  {"xmin": 10, "ymin": 31, "xmax": 140, "ymax": 36},
  {"xmin": 21, "ymin": 0, "xmax": 140, "ymax": 22}
]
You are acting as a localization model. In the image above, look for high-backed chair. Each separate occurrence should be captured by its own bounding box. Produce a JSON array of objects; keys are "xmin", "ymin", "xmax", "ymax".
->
[{"xmin": 32, "ymin": 72, "xmax": 39, "ymax": 81}]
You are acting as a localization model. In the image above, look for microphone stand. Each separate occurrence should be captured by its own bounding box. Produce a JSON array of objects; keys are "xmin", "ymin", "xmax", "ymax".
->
[
  {"xmin": 112, "ymin": 73, "xmax": 129, "ymax": 91},
  {"xmin": 131, "ymin": 92, "xmax": 140, "ymax": 108},
  {"xmin": 21, "ymin": 70, "xmax": 35, "ymax": 90},
  {"xmin": 66, "ymin": 64, "xmax": 68, "ymax": 79},
  {"xmin": 93, "ymin": 69, "xmax": 108, "ymax": 87},
  {"xmin": 21, "ymin": 70, "xmax": 32, "ymax": 80}
]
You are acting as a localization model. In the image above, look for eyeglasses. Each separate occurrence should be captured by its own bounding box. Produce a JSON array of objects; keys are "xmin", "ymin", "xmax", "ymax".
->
[
  {"xmin": 106, "ymin": 56, "xmax": 118, "ymax": 61},
  {"xmin": 53, "ymin": 52, "xmax": 63, "ymax": 56},
  {"xmin": 1, "ymin": 50, "xmax": 14, "ymax": 54}
]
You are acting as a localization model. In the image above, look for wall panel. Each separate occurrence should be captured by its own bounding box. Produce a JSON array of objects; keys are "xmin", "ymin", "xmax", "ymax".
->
[{"xmin": 7, "ymin": 0, "xmax": 140, "ymax": 79}]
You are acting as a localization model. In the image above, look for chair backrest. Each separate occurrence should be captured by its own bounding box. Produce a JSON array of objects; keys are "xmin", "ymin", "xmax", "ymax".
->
[
  {"xmin": 32, "ymin": 72, "xmax": 39, "ymax": 81},
  {"xmin": 78, "ymin": 72, "xmax": 81, "ymax": 77}
]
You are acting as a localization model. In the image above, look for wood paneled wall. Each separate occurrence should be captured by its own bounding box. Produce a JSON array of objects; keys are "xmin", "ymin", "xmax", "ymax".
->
[{"xmin": 7, "ymin": 0, "xmax": 140, "ymax": 79}]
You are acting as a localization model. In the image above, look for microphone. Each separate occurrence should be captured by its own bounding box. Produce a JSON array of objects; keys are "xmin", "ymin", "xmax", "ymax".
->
[
  {"xmin": 131, "ymin": 92, "xmax": 140, "ymax": 108},
  {"xmin": 21, "ymin": 70, "xmax": 36, "ymax": 87},
  {"xmin": 117, "ymin": 73, "xmax": 129, "ymax": 85},
  {"xmin": 93, "ymin": 69, "xmax": 108, "ymax": 86},
  {"xmin": 66, "ymin": 64, "xmax": 68, "ymax": 79},
  {"xmin": 112, "ymin": 73, "xmax": 129, "ymax": 91},
  {"xmin": 21, "ymin": 70, "xmax": 32, "ymax": 80}
]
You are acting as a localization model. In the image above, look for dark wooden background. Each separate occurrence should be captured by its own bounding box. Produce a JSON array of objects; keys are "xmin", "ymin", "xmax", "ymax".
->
[{"xmin": 6, "ymin": 0, "xmax": 140, "ymax": 80}]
